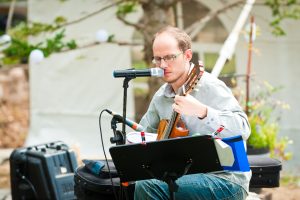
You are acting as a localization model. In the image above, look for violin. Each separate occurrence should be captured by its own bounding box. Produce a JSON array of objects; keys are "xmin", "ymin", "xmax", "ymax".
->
[{"xmin": 156, "ymin": 63, "xmax": 204, "ymax": 140}]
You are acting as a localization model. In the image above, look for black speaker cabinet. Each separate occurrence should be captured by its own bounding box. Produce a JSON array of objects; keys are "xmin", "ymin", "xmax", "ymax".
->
[
  {"xmin": 10, "ymin": 141, "xmax": 78, "ymax": 200},
  {"xmin": 248, "ymin": 155, "xmax": 282, "ymax": 188}
]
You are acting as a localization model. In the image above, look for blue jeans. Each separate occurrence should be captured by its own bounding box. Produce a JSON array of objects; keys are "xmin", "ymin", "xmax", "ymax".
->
[{"xmin": 134, "ymin": 173, "xmax": 247, "ymax": 200}]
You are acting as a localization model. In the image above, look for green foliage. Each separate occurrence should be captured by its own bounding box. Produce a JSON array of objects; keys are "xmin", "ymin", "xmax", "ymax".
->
[
  {"xmin": 1, "ymin": 16, "xmax": 75, "ymax": 65},
  {"xmin": 132, "ymin": 60, "xmax": 149, "ymax": 83},
  {"xmin": 248, "ymin": 115, "xmax": 278, "ymax": 149},
  {"xmin": 66, "ymin": 40, "xmax": 77, "ymax": 49},
  {"xmin": 43, "ymin": 31, "xmax": 66, "ymax": 56},
  {"xmin": 54, "ymin": 16, "xmax": 68, "ymax": 25},
  {"xmin": 2, "ymin": 38, "xmax": 37, "ymax": 64},
  {"xmin": 2, "ymin": 29, "xmax": 77, "ymax": 64},
  {"xmin": 246, "ymin": 81, "xmax": 292, "ymax": 160},
  {"xmin": 0, "ymin": 0, "xmax": 17, "ymax": 2},
  {"xmin": 8, "ymin": 22, "xmax": 56, "ymax": 41},
  {"xmin": 280, "ymin": 175, "xmax": 300, "ymax": 186},
  {"xmin": 133, "ymin": 60, "xmax": 147, "ymax": 69},
  {"xmin": 204, "ymin": 53, "xmax": 236, "ymax": 74},
  {"xmin": 8, "ymin": 16, "xmax": 67, "ymax": 41},
  {"xmin": 116, "ymin": 1, "xmax": 138, "ymax": 17},
  {"xmin": 265, "ymin": 0, "xmax": 300, "ymax": 36},
  {"xmin": 107, "ymin": 34, "xmax": 115, "ymax": 42}
]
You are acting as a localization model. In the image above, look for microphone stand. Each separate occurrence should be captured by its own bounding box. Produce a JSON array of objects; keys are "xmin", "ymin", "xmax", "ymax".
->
[
  {"xmin": 110, "ymin": 117, "xmax": 124, "ymax": 145},
  {"xmin": 120, "ymin": 77, "xmax": 132, "ymax": 144},
  {"xmin": 110, "ymin": 77, "xmax": 132, "ymax": 145},
  {"xmin": 107, "ymin": 77, "xmax": 132, "ymax": 200}
]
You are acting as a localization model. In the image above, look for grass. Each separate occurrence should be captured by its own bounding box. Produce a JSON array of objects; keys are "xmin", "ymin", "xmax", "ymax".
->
[
  {"xmin": 280, "ymin": 175, "xmax": 300, "ymax": 187},
  {"xmin": 134, "ymin": 87, "xmax": 148, "ymax": 96},
  {"xmin": 204, "ymin": 52, "xmax": 236, "ymax": 74}
]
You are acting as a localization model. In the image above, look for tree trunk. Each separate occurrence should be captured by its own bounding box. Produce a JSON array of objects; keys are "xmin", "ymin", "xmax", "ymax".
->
[{"xmin": 139, "ymin": 0, "xmax": 176, "ymax": 104}]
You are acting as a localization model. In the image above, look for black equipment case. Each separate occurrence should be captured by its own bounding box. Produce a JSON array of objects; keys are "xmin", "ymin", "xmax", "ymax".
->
[
  {"xmin": 10, "ymin": 141, "xmax": 78, "ymax": 200},
  {"xmin": 248, "ymin": 155, "xmax": 282, "ymax": 188},
  {"xmin": 74, "ymin": 160, "xmax": 135, "ymax": 200}
]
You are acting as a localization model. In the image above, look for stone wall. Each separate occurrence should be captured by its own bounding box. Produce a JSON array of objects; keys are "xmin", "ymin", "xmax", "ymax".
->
[{"xmin": 0, "ymin": 66, "xmax": 28, "ymax": 148}]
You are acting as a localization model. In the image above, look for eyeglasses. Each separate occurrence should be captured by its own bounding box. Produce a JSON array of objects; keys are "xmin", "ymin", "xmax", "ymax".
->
[{"xmin": 152, "ymin": 52, "xmax": 183, "ymax": 66}]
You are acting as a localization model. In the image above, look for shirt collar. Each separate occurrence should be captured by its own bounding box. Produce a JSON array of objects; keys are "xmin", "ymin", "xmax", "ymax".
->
[{"xmin": 163, "ymin": 84, "xmax": 176, "ymax": 98}]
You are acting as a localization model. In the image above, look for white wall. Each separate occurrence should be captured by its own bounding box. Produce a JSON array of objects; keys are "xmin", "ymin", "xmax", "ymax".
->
[{"xmin": 26, "ymin": 0, "xmax": 139, "ymax": 157}]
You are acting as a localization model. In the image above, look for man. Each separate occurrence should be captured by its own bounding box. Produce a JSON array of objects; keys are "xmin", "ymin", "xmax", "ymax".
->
[{"xmin": 134, "ymin": 26, "xmax": 251, "ymax": 200}]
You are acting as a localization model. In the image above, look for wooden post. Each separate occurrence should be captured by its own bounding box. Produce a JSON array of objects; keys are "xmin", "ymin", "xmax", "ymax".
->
[{"xmin": 245, "ymin": 16, "xmax": 254, "ymax": 116}]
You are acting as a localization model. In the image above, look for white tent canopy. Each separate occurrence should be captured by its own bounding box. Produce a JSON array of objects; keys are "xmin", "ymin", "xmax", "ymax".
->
[{"xmin": 26, "ymin": 0, "xmax": 138, "ymax": 157}]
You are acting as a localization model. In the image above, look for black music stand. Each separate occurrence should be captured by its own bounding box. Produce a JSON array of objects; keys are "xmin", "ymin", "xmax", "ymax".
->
[{"xmin": 109, "ymin": 135, "xmax": 223, "ymax": 200}]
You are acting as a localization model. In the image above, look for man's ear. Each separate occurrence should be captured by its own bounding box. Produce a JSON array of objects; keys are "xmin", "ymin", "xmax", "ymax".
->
[{"xmin": 185, "ymin": 49, "xmax": 193, "ymax": 61}]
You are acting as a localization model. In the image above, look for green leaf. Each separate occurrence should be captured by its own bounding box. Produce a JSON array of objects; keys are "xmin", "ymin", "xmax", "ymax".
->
[
  {"xmin": 66, "ymin": 40, "xmax": 77, "ymax": 49},
  {"xmin": 272, "ymin": 26, "xmax": 286, "ymax": 36},
  {"xmin": 54, "ymin": 16, "xmax": 68, "ymax": 25},
  {"xmin": 116, "ymin": 1, "xmax": 137, "ymax": 17},
  {"xmin": 107, "ymin": 34, "xmax": 115, "ymax": 42}
]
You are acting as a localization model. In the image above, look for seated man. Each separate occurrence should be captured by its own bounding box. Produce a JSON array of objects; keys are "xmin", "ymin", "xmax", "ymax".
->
[{"xmin": 134, "ymin": 26, "xmax": 251, "ymax": 200}]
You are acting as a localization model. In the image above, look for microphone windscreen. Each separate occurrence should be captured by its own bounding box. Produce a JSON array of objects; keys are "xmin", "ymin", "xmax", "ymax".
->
[{"xmin": 150, "ymin": 68, "xmax": 164, "ymax": 77}]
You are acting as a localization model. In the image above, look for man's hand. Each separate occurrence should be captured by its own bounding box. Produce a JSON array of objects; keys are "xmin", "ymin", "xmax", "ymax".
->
[{"xmin": 172, "ymin": 94, "xmax": 207, "ymax": 119}]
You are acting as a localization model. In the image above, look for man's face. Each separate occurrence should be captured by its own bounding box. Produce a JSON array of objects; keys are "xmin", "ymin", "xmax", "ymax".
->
[{"xmin": 152, "ymin": 33, "xmax": 191, "ymax": 88}]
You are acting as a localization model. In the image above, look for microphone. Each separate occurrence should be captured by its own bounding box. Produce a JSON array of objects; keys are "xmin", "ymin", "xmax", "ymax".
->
[
  {"xmin": 106, "ymin": 109, "xmax": 144, "ymax": 132},
  {"xmin": 113, "ymin": 68, "xmax": 164, "ymax": 78}
]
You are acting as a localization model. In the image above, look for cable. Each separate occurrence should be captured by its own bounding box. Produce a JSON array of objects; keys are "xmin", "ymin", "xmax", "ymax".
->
[
  {"xmin": 16, "ymin": 159, "xmax": 39, "ymax": 200},
  {"xmin": 98, "ymin": 109, "xmax": 119, "ymax": 200},
  {"xmin": 24, "ymin": 155, "xmax": 39, "ymax": 199},
  {"xmin": 20, "ymin": 175, "xmax": 39, "ymax": 199}
]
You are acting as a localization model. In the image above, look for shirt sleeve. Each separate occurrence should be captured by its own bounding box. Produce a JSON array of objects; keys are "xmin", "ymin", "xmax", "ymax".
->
[
  {"xmin": 198, "ymin": 76, "xmax": 250, "ymax": 140},
  {"xmin": 139, "ymin": 97, "xmax": 160, "ymax": 133}
]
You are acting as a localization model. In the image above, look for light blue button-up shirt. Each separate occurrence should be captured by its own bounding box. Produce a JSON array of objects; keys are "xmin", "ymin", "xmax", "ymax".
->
[{"xmin": 139, "ymin": 70, "xmax": 252, "ymax": 193}]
